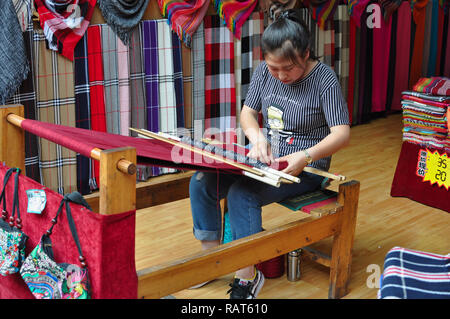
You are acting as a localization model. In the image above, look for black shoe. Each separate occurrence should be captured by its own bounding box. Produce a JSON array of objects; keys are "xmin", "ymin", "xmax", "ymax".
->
[{"xmin": 227, "ymin": 269, "xmax": 265, "ymax": 299}]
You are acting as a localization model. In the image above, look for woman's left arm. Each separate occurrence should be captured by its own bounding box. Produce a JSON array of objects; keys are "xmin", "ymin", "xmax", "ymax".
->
[{"xmin": 276, "ymin": 124, "xmax": 350, "ymax": 176}]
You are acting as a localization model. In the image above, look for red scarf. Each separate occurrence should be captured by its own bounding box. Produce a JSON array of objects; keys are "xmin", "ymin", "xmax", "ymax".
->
[{"xmin": 34, "ymin": 0, "xmax": 97, "ymax": 61}]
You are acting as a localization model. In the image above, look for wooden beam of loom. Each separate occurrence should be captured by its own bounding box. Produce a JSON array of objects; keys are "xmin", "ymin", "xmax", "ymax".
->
[{"xmin": 5, "ymin": 113, "xmax": 136, "ymax": 176}]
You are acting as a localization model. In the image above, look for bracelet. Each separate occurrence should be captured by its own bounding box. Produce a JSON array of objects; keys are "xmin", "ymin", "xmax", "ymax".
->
[{"xmin": 302, "ymin": 149, "xmax": 313, "ymax": 164}]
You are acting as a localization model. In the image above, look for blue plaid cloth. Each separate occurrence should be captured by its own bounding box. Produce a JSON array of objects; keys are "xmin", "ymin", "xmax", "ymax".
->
[{"xmin": 379, "ymin": 247, "xmax": 450, "ymax": 299}]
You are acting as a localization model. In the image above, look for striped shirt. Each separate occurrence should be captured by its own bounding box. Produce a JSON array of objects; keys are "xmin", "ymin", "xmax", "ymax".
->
[{"xmin": 244, "ymin": 61, "xmax": 349, "ymax": 171}]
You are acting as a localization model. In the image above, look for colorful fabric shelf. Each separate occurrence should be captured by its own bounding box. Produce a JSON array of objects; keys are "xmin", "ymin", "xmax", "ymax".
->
[{"xmin": 401, "ymin": 90, "xmax": 449, "ymax": 152}]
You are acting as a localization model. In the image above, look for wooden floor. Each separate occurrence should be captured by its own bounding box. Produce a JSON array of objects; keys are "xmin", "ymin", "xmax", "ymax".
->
[{"xmin": 134, "ymin": 113, "xmax": 450, "ymax": 299}]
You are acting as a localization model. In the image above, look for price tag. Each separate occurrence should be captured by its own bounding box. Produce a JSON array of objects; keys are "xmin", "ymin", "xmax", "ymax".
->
[
  {"xmin": 416, "ymin": 149, "xmax": 449, "ymax": 190},
  {"xmin": 26, "ymin": 189, "xmax": 47, "ymax": 214}
]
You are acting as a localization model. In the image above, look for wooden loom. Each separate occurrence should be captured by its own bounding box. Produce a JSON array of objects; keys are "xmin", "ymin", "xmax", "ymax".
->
[{"xmin": 1, "ymin": 104, "xmax": 359, "ymax": 299}]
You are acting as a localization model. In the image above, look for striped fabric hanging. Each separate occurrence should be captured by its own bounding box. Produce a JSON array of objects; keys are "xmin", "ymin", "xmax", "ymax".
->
[
  {"xmin": 334, "ymin": 5, "xmax": 350, "ymax": 103},
  {"xmin": 87, "ymin": 26, "xmax": 107, "ymax": 187},
  {"xmin": 192, "ymin": 22, "xmax": 206, "ymax": 140},
  {"xmin": 181, "ymin": 39, "xmax": 193, "ymax": 135},
  {"xmin": 234, "ymin": 11, "xmax": 264, "ymax": 146},
  {"xmin": 101, "ymin": 25, "xmax": 121, "ymax": 135},
  {"xmin": 128, "ymin": 24, "xmax": 147, "ymax": 135},
  {"xmin": 371, "ymin": 2, "xmax": 392, "ymax": 113},
  {"xmin": 142, "ymin": 20, "xmax": 160, "ymax": 177},
  {"xmin": 33, "ymin": 30, "xmax": 78, "ymax": 195},
  {"xmin": 347, "ymin": 11, "xmax": 356, "ymax": 124},
  {"xmin": 157, "ymin": 20, "xmax": 178, "ymax": 174},
  {"xmin": 6, "ymin": 23, "xmax": 40, "ymax": 183},
  {"xmin": 129, "ymin": 23, "xmax": 150, "ymax": 180},
  {"xmin": 172, "ymin": 31, "xmax": 185, "ymax": 130},
  {"xmin": 409, "ymin": 0, "xmax": 429, "ymax": 89},
  {"xmin": 117, "ymin": 35, "xmax": 131, "ymax": 137},
  {"xmin": 390, "ymin": 1, "xmax": 411, "ymax": 111},
  {"xmin": 73, "ymin": 34, "xmax": 94, "ymax": 195},
  {"xmin": 204, "ymin": 15, "xmax": 236, "ymax": 136}
]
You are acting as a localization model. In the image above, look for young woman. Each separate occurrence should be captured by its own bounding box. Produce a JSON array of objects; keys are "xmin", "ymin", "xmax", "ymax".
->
[{"xmin": 189, "ymin": 9, "xmax": 350, "ymax": 299}]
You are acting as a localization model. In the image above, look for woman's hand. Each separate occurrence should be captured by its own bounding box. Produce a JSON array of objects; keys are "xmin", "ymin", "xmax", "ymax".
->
[
  {"xmin": 247, "ymin": 140, "xmax": 274, "ymax": 165},
  {"xmin": 275, "ymin": 151, "xmax": 307, "ymax": 176}
]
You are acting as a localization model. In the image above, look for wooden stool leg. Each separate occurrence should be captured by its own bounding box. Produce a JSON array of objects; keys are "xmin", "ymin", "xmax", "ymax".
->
[{"xmin": 328, "ymin": 180, "xmax": 360, "ymax": 299}]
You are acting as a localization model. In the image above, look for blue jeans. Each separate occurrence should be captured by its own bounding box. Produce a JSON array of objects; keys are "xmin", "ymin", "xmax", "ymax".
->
[{"xmin": 189, "ymin": 170, "xmax": 324, "ymax": 242}]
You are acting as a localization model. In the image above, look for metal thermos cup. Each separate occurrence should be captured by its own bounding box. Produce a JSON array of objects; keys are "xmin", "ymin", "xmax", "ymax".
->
[{"xmin": 287, "ymin": 249, "xmax": 302, "ymax": 281}]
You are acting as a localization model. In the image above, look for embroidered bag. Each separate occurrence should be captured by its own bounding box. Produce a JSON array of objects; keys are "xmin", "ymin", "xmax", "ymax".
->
[
  {"xmin": 0, "ymin": 168, "xmax": 28, "ymax": 276},
  {"xmin": 20, "ymin": 192, "xmax": 91, "ymax": 299}
]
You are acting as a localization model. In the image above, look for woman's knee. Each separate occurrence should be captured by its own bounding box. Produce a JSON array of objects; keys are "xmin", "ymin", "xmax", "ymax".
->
[
  {"xmin": 227, "ymin": 181, "xmax": 259, "ymax": 207},
  {"xmin": 189, "ymin": 172, "xmax": 213, "ymax": 197}
]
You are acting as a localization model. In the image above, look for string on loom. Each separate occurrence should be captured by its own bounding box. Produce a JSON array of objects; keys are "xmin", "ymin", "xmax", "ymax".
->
[{"xmin": 216, "ymin": 168, "xmax": 221, "ymax": 232}]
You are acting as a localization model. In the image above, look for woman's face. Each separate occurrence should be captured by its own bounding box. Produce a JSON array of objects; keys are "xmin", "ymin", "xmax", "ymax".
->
[{"xmin": 265, "ymin": 50, "xmax": 309, "ymax": 85}]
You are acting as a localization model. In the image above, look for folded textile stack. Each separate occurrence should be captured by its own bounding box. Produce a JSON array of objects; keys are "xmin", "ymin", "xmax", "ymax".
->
[{"xmin": 401, "ymin": 77, "xmax": 450, "ymax": 152}]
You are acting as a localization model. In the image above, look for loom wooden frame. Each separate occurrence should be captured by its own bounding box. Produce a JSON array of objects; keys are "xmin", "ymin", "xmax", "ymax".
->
[{"xmin": 1, "ymin": 104, "xmax": 359, "ymax": 299}]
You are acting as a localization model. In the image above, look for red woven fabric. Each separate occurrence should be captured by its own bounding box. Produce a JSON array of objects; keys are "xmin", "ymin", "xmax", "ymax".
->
[
  {"xmin": 0, "ymin": 164, "xmax": 138, "ymax": 299},
  {"xmin": 20, "ymin": 118, "xmax": 257, "ymax": 173},
  {"xmin": 87, "ymin": 26, "xmax": 107, "ymax": 184}
]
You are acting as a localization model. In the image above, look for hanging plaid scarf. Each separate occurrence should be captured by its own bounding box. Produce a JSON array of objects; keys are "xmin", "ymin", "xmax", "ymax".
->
[
  {"xmin": 97, "ymin": 0, "xmax": 150, "ymax": 46},
  {"xmin": 212, "ymin": 0, "xmax": 258, "ymax": 39},
  {"xmin": 128, "ymin": 23, "xmax": 151, "ymax": 181},
  {"xmin": 192, "ymin": 22, "xmax": 206, "ymax": 138},
  {"xmin": 73, "ymin": 34, "xmax": 94, "ymax": 195},
  {"xmin": 33, "ymin": 30, "xmax": 78, "ymax": 195},
  {"xmin": 128, "ymin": 24, "xmax": 147, "ymax": 134},
  {"xmin": 101, "ymin": 24, "xmax": 121, "ymax": 135},
  {"xmin": 34, "ymin": 0, "xmax": 96, "ymax": 61},
  {"xmin": 157, "ymin": 0, "xmax": 210, "ymax": 48},
  {"xmin": 141, "ymin": 20, "xmax": 160, "ymax": 177},
  {"xmin": 333, "ymin": 4, "xmax": 349, "ymax": 102},
  {"xmin": 117, "ymin": 36, "xmax": 131, "ymax": 137},
  {"xmin": 6, "ymin": 22, "xmax": 40, "ymax": 183},
  {"xmin": 0, "ymin": 0, "xmax": 29, "ymax": 104},
  {"xmin": 86, "ymin": 25, "xmax": 106, "ymax": 188},
  {"xmin": 204, "ymin": 15, "xmax": 236, "ymax": 133},
  {"xmin": 172, "ymin": 31, "xmax": 185, "ymax": 129},
  {"xmin": 233, "ymin": 11, "xmax": 264, "ymax": 145},
  {"xmin": 156, "ymin": 20, "xmax": 178, "ymax": 174},
  {"xmin": 12, "ymin": 0, "xmax": 32, "ymax": 32}
]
